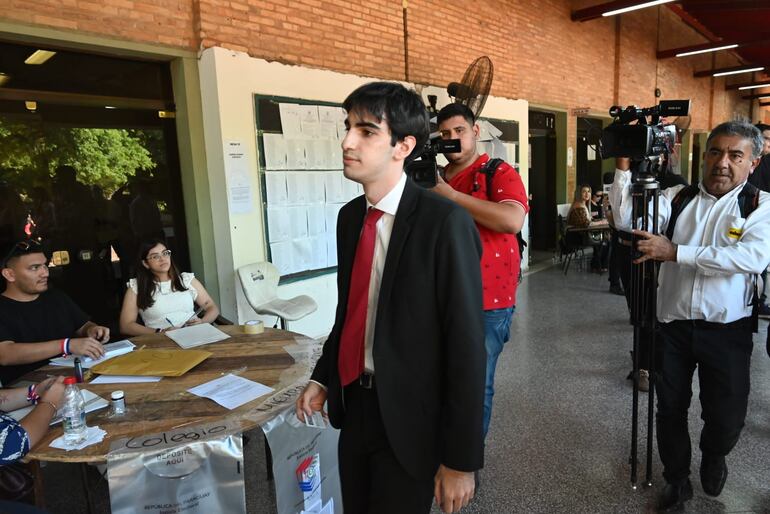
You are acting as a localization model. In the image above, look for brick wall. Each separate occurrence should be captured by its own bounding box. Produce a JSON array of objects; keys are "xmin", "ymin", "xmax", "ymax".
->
[
  {"xmin": 3, "ymin": 0, "xmax": 197, "ymax": 49},
  {"xmin": 1, "ymin": 0, "xmax": 760, "ymax": 128}
]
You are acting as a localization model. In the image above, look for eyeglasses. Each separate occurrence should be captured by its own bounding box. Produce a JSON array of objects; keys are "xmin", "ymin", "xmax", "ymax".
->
[
  {"xmin": 1, "ymin": 240, "xmax": 43, "ymax": 268},
  {"xmin": 145, "ymin": 249, "xmax": 172, "ymax": 262}
]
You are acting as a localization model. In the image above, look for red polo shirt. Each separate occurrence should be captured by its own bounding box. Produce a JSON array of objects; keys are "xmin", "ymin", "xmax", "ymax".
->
[{"xmin": 447, "ymin": 154, "xmax": 528, "ymax": 310}]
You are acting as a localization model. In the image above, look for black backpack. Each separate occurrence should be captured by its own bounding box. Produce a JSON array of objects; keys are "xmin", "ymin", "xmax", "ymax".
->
[
  {"xmin": 477, "ymin": 158, "xmax": 527, "ymax": 281},
  {"xmin": 665, "ymin": 182, "xmax": 762, "ymax": 332}
]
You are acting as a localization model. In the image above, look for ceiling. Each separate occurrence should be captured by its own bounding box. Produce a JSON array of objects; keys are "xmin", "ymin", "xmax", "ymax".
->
[{"xmin": 675, "ymin": 0, "xmax": 770, "ymax": 71}]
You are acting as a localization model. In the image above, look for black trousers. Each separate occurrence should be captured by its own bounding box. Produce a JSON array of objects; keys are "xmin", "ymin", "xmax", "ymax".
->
[
  {"xmin": 615, "ymin": 238, "xmax": 655, "ymax": 370},
  {"xmin": 656, "ymin": 318, "xmax": 753, "ymax": 485},
  {"xmin": 608, "ymin": 229, "xmax": 622, "ymax": 287},
  {"xmin": 338, "ymin": 381, "xmax": 434, "ymax": 514}
]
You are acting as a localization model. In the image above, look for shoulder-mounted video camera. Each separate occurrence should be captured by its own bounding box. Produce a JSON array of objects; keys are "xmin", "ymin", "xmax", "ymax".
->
[{"xmin": 600, "ymin": 100, "xmax": 690, "ymax": 160}]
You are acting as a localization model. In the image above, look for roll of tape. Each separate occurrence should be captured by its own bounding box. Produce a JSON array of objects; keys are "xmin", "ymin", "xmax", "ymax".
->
[{"xmin": 243, "ymin": 320, "xmax": 264, "ymax": 334}]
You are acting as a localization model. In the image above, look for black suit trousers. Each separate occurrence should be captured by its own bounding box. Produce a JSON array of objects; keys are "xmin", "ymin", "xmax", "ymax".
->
[
  {"xmin": 338, "ymin": 381, "xmax": 434, "ymax": 514},
  {"xmin": 656, "ymin": 318, "xmax": 753, "ymax": 485}
]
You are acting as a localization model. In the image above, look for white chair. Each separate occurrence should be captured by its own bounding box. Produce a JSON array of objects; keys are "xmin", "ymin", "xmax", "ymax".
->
[{"xmin": 237, "ymin": 262, "xmax": 317, "ymax": 330}]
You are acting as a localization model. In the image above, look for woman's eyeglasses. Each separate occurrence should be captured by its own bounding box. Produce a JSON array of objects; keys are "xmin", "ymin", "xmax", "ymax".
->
[{"xmin": 145, "ymin": 249, "xmax": 172, "ymax": 262}]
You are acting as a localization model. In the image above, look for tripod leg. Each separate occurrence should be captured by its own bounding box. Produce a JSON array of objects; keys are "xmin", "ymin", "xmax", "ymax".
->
[{"xmin": 630, "ymin": 325, "xmax": 640, "ymax": 489}]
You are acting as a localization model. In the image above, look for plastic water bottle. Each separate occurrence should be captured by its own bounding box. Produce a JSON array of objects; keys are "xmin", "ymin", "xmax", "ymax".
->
[{"xmin": 61, "ymin": 377, "xmax": 87, "ymax": 445}]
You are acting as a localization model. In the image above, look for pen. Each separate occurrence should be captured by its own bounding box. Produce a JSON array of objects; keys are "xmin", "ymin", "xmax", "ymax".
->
[{"xmin": 165, "ymin": 317, "xmax": 175, "ymax": 328}]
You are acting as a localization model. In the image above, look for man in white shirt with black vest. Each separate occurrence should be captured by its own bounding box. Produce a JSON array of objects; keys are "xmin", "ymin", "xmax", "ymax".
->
[{"xmin": 610, "ymin": 120, "xmax": 770, "ymax": 512}]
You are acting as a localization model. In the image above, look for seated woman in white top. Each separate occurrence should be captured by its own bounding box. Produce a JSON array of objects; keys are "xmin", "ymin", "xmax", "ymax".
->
[{"xmin": 119, "ymin": 239, "xmax": 220, "ymax": 336}]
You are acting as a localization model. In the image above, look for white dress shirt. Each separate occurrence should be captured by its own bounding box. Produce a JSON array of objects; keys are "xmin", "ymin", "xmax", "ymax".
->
[
  {"xmin": 362, "ymin": 172, "xmax": 406, "ymax": 373},
  {"xmin": 610, "ymin": 168, "xmax": 770, "ymax": 323}
]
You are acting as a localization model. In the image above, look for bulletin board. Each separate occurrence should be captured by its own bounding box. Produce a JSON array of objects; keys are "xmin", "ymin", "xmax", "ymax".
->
[{"xmin": 254, "ymin": 95, "xmax": 363, "ymax": 282}]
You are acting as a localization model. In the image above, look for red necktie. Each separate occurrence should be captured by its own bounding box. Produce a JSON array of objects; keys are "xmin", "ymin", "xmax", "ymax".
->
[{"xmin": 338, "ymin": 207, "xmax": 385, "ymax": 386}]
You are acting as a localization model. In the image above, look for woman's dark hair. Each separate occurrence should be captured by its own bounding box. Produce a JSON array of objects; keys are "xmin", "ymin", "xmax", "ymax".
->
[
  {"xmin": 342, "ymin": 81, "xmax": 429, "ymax": 164},
  {"xmin": 134, "ymin": 238, "xmax": 186, "ymax": 310}
]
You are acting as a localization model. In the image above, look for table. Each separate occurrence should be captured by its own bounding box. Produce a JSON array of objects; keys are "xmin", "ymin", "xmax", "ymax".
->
[{"xmin": 20, "ymin": 326, "xmax": 318, "ymax": 464}]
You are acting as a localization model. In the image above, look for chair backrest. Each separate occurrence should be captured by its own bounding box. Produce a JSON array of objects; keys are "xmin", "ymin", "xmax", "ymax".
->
[
  {"xmin": 237, "ymin": 262, "xmax": 280, "ymax": 310},
  {"xmin": 556, "ymin": 203, "xmax": 571, "ymax": 218}
]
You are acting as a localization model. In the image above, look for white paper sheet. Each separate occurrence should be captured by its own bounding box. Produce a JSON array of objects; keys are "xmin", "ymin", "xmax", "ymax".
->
[
  {"xmin": 262, "ymin": 133, "xmax": 288, "ymax": 170},
  {"xmin": 299, "ymin": 105, "xmax": 320, "ymax": 139},
  {"xmin": 187, "ymin": 374, "xmax": 273, "ymax": 410},
  {"xmin": 286, "ymin": 139, "xmax": 308, "ymax": 170},
  {"xmin": 308, "ymin": 173, "xmax": 326, "ymax": 203},
  {"xmin": 279, "ymin": 103, "xmax": 303, "ymax": 138},
  {"xmin": 265, "ymin": 171, "xmax": 288, "ymax": 206},
  {"xmin": 286, "ymin": 172, "xmax": 311, "ymax": 204},
  {"xmin": 326, "ymin": 233, "xmax": 338, "ymax": 267},
  {"xmin": 90, "ymin": 375, "xmax": 162, "ymax": 384},
  {"xmin": 165, "ymin": 323, "xmax": 230, "ymax": 349},
  {"xmin": 324, "ymin": 203, "xmax": 343, "ymax": 235},
  {"xmin": 270, "ymin": 241, "xmax": 293, "ymax": 275},
  {"xmin": 292, "ymin": 238, "xmax": 313, "ymax": 272},
  {"xmin": 334, "ymin": 108, "xmax": 347, "ymax": 139},
  {"xmin": 289, "ymin": 206, "xmax": 309, "ymax": 239},
  {"xmin": 225, "ymin": 140, "xmax": 253, "ymax": 214},
  {"xmin": 308, "ymin": 139, "xmax": 329, "ymax": 170},
  {"xmin": 309, "ymin": 236, "xmax": 327, "ymax": 270},
  {"xmin": 342, "ymin": 176, "xmax": 360, "ymax": 201},
  {"xmin": 50, "ymin": 340, "xmax": 135, "ymax": 369},
  {"xmin": 328, "ymin": 141, "xmax": 343, "ymax": 169},
  {"xmin": 318, "ymin": 106, "xmax": 341, "ymax": 140},
  {"xmin": 324, "ymin": 172, "xmax": 345, "ymax": 203},
  {"xmin": 267, "ymin": 206, "xmax": 292, "ymax": 243},
  {"xmin": 307, "ymin": 205, "xmax": 326, "ymax": 236}
]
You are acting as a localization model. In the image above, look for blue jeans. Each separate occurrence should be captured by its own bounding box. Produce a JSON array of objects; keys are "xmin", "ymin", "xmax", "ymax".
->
[{"xmin": 483, "ymin": 306, "xmax": 514, "ymax": 439}]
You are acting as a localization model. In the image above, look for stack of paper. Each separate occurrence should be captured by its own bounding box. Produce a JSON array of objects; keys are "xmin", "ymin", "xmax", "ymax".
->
[
  {"xmin": 165, "ymin": 324, "xmax": 230, "ymax": 349},
  {"xmin": 50, "ymin": 340, "xmax": 135, "ymax": 368}
]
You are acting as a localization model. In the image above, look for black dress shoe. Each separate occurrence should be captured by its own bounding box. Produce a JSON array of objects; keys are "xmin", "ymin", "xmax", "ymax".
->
[
  {"xmin": 657, "ymin": 479, "xmax": 693, "ymax": 512},
  {"xmin": 700, "ymin": 454, "xmax": 728, "ymax": 497},
  {"xmin": 609, "ymin": 283, "xmax": 625, "ymax": 296}
]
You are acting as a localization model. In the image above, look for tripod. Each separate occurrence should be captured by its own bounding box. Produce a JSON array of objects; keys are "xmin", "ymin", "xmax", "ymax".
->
[{"xmin": 628, "ymin": 170, "xmax": 660, "ymax": 489}]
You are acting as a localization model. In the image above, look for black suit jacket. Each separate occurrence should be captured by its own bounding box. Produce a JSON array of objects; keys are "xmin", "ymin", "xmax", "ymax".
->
[{"xmin": 311, "ymin": 177, "xmax": 486, "ymax": 480}]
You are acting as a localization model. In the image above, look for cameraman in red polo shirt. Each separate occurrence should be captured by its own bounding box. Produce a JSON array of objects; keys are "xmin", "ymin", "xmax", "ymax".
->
[{"xmin": 432, "ymin": 103, "xmax": 528, "ymax": 440}]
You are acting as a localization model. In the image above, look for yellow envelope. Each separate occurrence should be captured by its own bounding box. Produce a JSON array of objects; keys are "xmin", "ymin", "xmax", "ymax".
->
[{"xmin": 91, "ymin": 349, "xmax": 212, "ymax": 377}]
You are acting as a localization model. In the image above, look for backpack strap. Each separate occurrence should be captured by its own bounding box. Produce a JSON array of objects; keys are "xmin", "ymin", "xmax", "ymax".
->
[
  {"xmin": 735, "ymin": 181, "xmax": 761, "ymax": 332},
  {"xmin": 480, "ymin": 158, "xmax": 505, "ymax": 199},
  {"xmin": 665, "ymin": 184, "xmax": 699, "ymax": 241}
]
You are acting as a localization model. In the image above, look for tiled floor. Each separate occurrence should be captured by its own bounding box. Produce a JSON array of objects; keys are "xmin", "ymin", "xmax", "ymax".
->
[{"xmin": 36, "ymin": 263, "xmax": 770, "ymax": 513}]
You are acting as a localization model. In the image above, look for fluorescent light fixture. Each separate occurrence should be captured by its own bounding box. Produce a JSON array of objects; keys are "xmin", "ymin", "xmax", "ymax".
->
[
  {"xmin": 602, "ymin": 0, "xmax": 675, "ymax": 17},
  {"xmin": 104, "ymin": 105, "xmax": 117, "ymax": 109},
  {"xmin": 676, "ymin": 44, "xmax": 738, "ymax": 58},
  {"xmin": 24, "ymin": 50, "xmax": 56, "ymax": 65},
  {"xmin": 713, "ymin": 66, "xmax": 764, "ymax": 77},
  {"xmin": 0, "ymin": 73, "xmax": 9, "ymax": 87},
  {"xmin": 738, "ymin": 83, "xmax": 770, "ymax": 90}
]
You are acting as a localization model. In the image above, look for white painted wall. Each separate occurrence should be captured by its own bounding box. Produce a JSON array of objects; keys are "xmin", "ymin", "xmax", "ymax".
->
[{"xmin": 198, "ymin": 46, "xmax": 529, "ymax": 339}]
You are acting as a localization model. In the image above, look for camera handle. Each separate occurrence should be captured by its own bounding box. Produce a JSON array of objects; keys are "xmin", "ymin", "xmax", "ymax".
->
[{"xmin": 629, "ymin": 173, "xmax": 659, "ymax": 490}]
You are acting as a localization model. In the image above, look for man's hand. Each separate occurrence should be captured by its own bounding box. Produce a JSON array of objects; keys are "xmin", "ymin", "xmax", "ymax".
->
[
  {"xmin": 434, "ymin": 464, "xmax": 475, "ymax": 513},
  {"xmin": 632, "ymin": 229, "xmax": 677, "ymax": 263},
  {"xmin": 184, "ymin": 317, "xmax": 202, "ymax": 327},
  {"xmin": 86, "ymin": 324, "xmax": 110, "ymax": 343},
  {"xmin": 431, "ymin": 173, "xmax": 458, "ymax": 201},
  {"xmin": 295, "ymin": 381, "xmax": 327, "ymax": 423},
  {"xmin": 68, "ymin": 337, "xmax": 105, "ymax": 360}
]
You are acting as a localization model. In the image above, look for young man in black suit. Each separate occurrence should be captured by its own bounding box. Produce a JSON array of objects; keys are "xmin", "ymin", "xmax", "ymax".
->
[{"xmin": 296, "ymin": 82, "xmax": 486, "ymax": 514}]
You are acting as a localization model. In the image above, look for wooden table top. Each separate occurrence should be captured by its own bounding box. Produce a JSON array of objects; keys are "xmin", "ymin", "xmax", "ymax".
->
[{"xmin": 21, "ymin": 325, "xmax": 318, "ymax": 463}]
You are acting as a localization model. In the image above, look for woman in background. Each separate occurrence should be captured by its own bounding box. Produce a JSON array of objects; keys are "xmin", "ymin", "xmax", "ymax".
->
[
  {"xmin": 119, "ymin": 239, "xmax": 219, "ymax": 336},
  {"xmin": 567, "ymin": 184, "xmax": 609, "ymax": 272}
]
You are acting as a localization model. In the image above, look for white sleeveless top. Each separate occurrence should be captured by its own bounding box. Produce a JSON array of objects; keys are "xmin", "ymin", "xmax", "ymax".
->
[{"xmin": 128, "ymin": 272, "xmax": 198, "ymax": 330}]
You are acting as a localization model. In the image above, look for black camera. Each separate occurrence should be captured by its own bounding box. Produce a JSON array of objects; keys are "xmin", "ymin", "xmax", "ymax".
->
[
  {"xmin": 600, "ymin": 100, "xmax": 690, "ymax": 160},
  {"xmin": 405, "ymin": 137, "xmax": 461, "ymax": 188}
]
